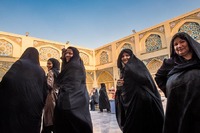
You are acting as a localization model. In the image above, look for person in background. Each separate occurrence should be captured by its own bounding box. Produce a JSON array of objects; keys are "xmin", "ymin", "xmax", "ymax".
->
[
  {"xmin": 116, "ymin": 48, "xmax": 164, "ymax": 133},
  {"xmin": 42, "ymin": 58, "xmax": 60, "ymax": 133},
  {"xmin": 108, "ymin": 87, "xmax": 116, "ymax": 99},
  {"xmin": 155, "ymin": 32, "xmax": 200, "ymax": 133},
  {"xmin": 98, "ymin": 83, "xmax": 111, "ymax": 113},
  {"xmin": 0, "ymin": 47, "xmax": 47, "ymax": 133},
  {"xmin": 90, "ymin": 88, "xmax": 99, "ymax": 111},
  {"xmin": 54, "ymin": 46, "xmax": 93, "ymax": 133}
]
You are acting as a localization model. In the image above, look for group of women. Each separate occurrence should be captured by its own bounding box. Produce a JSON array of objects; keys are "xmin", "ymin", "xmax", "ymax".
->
[
  {"xmin": 115, "ymin": 32, "xmax": 200, "ymax": 133},
  {"xmin": 0, "ymin": 32, "xmax": 200, "ymax": 133},
  {"xmin": 0, "ymin": 46, "xmax": 92, "ymax": 133}
]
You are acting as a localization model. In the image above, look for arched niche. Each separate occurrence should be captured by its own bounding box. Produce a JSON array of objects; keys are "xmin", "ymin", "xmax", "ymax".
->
[
  {"xmin": 139, "ymin": 32, "xmax": 167, "ymax": 54},
  {"xmin": 171, "ymin": 19, "xmax": 200, "ymax": 38},
  {"xmin": 146, "ymin": 58, "xmax": 163, "ymax": 74},
  {"xmin": 79, "ymin": 51, "xmax": 90, "ymax": 65},
  {"xmin": 96, "ymin": 71, "xmax": 114, "ymax": 99},
  {"xmin": 95, "ymin": 47, "xmax": 112, "ymax": 65},
  {"xmin": 0, "ymin": 61, "xmax": 14, "ymax": 81},
  {"xmin": 97, "ymin": 71, "xmax": 114, "ymax": 89},
  {"xmin": 95, "ymin": 50, "xmax": 112, "ymax": 65},
  {"xmin": 39, "ymin": 46, "xmax": 60, "ymax": 61},
  {"xmin": 0, "ymin": 37, "xmax": 21, "ymax": 57},
  {"xmin": 86, "ymin": 72, "xmax": 94, "ymax": 92}
]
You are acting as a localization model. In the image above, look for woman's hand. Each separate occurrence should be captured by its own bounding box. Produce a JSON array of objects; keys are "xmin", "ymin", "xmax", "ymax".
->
[
  {"xmin": 117, "ymin": 79, "xmax": 124, "ymax": 86},
  {"xmin": 60, "ymin": 48, "xmax": 67, "ymax": 60}
]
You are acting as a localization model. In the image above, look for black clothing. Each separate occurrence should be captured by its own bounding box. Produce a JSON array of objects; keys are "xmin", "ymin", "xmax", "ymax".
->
[
  {"xmin": 155, "ymin": 32, "xmax": 200, "ymax": 133},
  {"xmin": 93, "ymin": 89, "xmax": 99, "ymax": 104},
  {"xmin": 90, "ymin": 90, "xmax": 98, "ymax": 111},
  {"xmin": 0, "ymin": 47, "xmax": 47, "ymax": 133},
  {"xmin": 99, "ymin": 83, "xmax": 111, "ymax": 112},
  {"xmin": 116, "ymin": 49, "xmax": 164, "ymax": 133},
  {"xmin": 54, "ymin": 46, "xmax": 93, "ymax": 133},
  {"xmin": 90, "ymin": 99, "xmax": 96, "ymax": 111},
  {"xmin": 154, "ymin": 58, "xmax": 175, "ymax": 97},
  {"xmin": 41, "ymin": 125, "xmax": 54, "ymax": 133}
]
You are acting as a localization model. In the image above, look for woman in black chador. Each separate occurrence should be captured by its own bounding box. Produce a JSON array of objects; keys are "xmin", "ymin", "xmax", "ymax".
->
[
  {"xmin": 90, "ymin": 88, "xmax": 99, "ymax": 111},
  {"xmin": 0, "ymin": 47, "xmax": 47, "ymax": 133},
  {"xmin": 155, "ymin": 32, "xmax": 200, "ymax": 133},
  {"xmin": 54, "ymin": 46, "xmax": 93, "ymax": 133},
  {"xmin": 98, "ymin": 83, "xmax": 111, "ymax": 112},
  {"xmin": 116, "ymin": 48, "xmax": 164, "ymax": 133}
]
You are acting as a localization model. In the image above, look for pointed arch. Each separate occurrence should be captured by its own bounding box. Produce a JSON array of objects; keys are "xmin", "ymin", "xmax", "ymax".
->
[
  {"xmin": 97, "ymin": 71, "xmax": 114, "ymax": 89},
  {"xmin": 121, "ymin": 43, "xmax": 132, "ymax": 50},
  {"xmin": 139, "ymin": 32, "xmax": 166, "ymax": 54},
  {"xmin": 145, "ymin": 34, "xmax": 162, "ymax": 52},
  {"xmin": 0, "ymin": 61, "xmax": 13, "ymax": 81},
  {"xmin": 80, "ymin": 52, "xmax": 89, "ymax": 65},
  {"xmin": 146, "ymin": 58, "xmax": 163, "ymax": 74},
  {"xmin": 178, "ymin": 22, "xmax": 200, "ymax": 40},
  {"xmin": 100, "ymin": 51, "xmax": 109, "ymax": 64},
  {"xmin": 39, "ymin": 47, "xmax": 60, "ymax": 61},
  {"xmin": 0, "ymin": 36, "xmax": 21, "ymax": 57},
  {"xmin": 97, "ymin": 71, "xmax": 114, "ymax": 99},
  {"xmin": 86, "ymin": 72, "xmax": 94, "ymax": 92}
]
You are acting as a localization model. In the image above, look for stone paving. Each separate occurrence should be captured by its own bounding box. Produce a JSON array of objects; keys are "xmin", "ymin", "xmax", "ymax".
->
[
  {"xmin": 90, "ymin": 111, "xmax": 122, "ymax": 133},
  {"xmin": 91, "ymin": 97, "xmax": 167, "ymax": 133}
]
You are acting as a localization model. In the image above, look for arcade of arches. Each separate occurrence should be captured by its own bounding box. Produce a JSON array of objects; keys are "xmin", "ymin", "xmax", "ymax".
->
[{"xmin": 0, "ymin": 8, "xmax": 200, "ymax": 98}]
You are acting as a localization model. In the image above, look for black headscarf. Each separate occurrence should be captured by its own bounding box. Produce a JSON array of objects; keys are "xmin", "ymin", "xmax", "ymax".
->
[
  {"xmin": 117, "ymin": 48, "xmax": 159, "ymax": 92},
  {"xmin": 99, "ymin": 83, "xmax": 110, "ymax": 111},
  {"xmin": 117, "ymin": 48, "xmax": 133, "ymax": 69},
  {"xmin": 60, "ymin": 46, "xmax": 82, "ymax": 70},
  {"xmin": 170, "ymin": 32, "xmax": 200, "ymax": 59},
  {"xmin": 48, "ymin": 58, "xmax": 60, "ymax": 78},
  {"xmin": 156, "ymin": 33, "xmax": 200, "ymax": 133},
  {"xmin": 117, "ymin": 49, "xmax": 134, "ymax": 78},
  {"xmin": 56, "ymin": 46, "xmax": 85, "ymax": 85},
  {"xmin": 115, "ymin": 48, "xmax": 164, "ymax": 133},
  {"xmin": 100, "ymin": 83, "xmax": 106, "ymax": 88},
  {"xmin": 20, "ymin": 47, "xmax": 40, "ymax": 64},
  {"xmin": 0, "ymin": 47, "xmax": 47, "ymax": 133},
  {"xmin": 54, "ymin": 46, "xmax": 92, "ymax": 133},
  {"xmin": 168, "ymin": 32, "xmax": 200, "ymax": 76},
  {"xmin": 155, "ymin": 32, "xmax": 200, "ymax": 96}
]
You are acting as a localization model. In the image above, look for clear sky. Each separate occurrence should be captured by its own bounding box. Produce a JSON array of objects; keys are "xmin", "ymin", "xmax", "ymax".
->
[{"xmin": 0, "ymin": 0, "xmax": 200, "ymax": 49}]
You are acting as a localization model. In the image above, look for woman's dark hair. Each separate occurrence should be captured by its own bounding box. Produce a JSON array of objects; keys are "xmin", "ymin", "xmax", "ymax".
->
[
  {"xmin": 171, "ymin": 32, "xmax": 189, "ymax": 45},
  {"xmin": 48, "ymin": 58, "xmax": 60, "ymax": 78},
  {"xmin": 48, "ymin": 58, "xmax": 60, "ymax": 71}
]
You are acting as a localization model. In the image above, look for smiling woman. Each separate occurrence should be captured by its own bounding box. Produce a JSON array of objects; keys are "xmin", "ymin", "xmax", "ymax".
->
[
  {"xmin": 65, "ymin": 48, "xmax": 73, "ymax": 62},
  {"xmin": 115, "ymin": 48, "xmax": 164, "ymax": 133},
  {"xmin": 121, "ymin": 52, "xmax": 130, "ymax": 64},
  {"xmin": 173, "ymin": 36, "xmax": 192, "ymax": 60},
  {"xmin": 155, "ymin": 32, "xmax": 200, "ymax": 133},
  {"xmin": 54, "ymin": 46, "xmax": 93, "ymax": 133}
]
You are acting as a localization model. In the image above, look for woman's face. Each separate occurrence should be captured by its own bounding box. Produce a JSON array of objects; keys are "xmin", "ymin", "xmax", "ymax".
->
[
  {"xmin": 47, "ymin": 60, "xmax": 53, "ymax": 71},
  {"xmin": 65, "ymin": 48, "xmax": 73, "ymax": 62},
  {"xmin": 173, "ymin": 37, "xmax": 192, "ymax": 60},
  {"xmin": 121, "ymin": 52, "xmax": 130, "ymax": 64}
]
